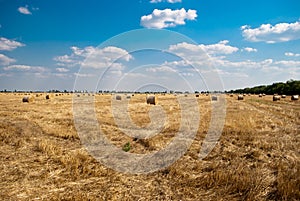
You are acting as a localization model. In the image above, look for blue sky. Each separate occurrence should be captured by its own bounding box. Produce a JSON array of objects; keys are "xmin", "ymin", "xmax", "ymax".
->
[{"xmin": 0, "ymin": 0, "xmax": 300, "ymax": 91}]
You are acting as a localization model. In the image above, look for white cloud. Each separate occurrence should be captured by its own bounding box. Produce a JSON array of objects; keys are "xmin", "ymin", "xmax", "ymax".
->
[
  {"xmin": 274, "ymin": 60, "xmax": 300, "ymax": 67},
  {"xmin": 74, "ymin": 73, "xmax": 95, "ymax": 77},
  {"xmin": 150, "ymin": 0, "xmax": 182, "ymax": 3},
  {"xmin": 146, "ymin": 65, "xmax": 177, "ymax": 73},
  {"xmin": 167, "ymin": 41, "xmax": 299, "ymax": 80},
  {"xmin": 168, "ymin": 42, "xmax": 270, "ymax": 71},
  {"xmin": 167, "ymin": 41, "xmax": 300, "ymax": 86},
  {"xmin": 123, "ymin": 72, "xmax": 147, "ymax": 78},
  {"xmin": 140, "ymin": 8, "xmax": 197, "ymax": 29},
  {"xmin": 169, "ymin": 40, "xmax": 238, "ymax": 57},
  {"xmin": 4, "ymin": 65, "xmax": 48, "ymax": 73},
  {"xmin": 0, "ymin": 37, "xmax": 25, "ymax": 51},
  {"xmin": 180, "ymin": 72, "xmax": 194, "ymax": 77},
  {"xmin": 208, "ymin": 57, "xmax": 299, "ymax": 88},
  {"xmin": 18, "ymin": 6, "xmax": 32, "ymax": 15},
  {"xmin": 241, "ymin": 20, "xmax": 300, "ymax": 43},
  {"xmin": 0, "ymin": 54, "xmax": 16, "ymax": 65},
  {"xmin": 211, "ymin": 57, "xmax": 300, "ymax": 78},
  {"xmin": 83, "ymin": 46, "xmax": 132, "ymax": 67},
  {"xmin": 54, "ymin": 46, "xmax": 132, "ymax": 69},
  {"xmin": 199, "ymin": 40, "xmax": 239, "ymax": 55},
  {"xmin": 242, "ymin": 47, "xmax": 257, "ymax": 52},
  {"xmin": 285, "ymin": 52, "xmax": 300, "ymax": 57},
  {"xmin": 52, "ymin": 73, "xmax": 72, "ymax": 78},
  {"xmin": 206, "ymin": 69, "xmax": 249, "ymax": 78},
  {"xmin": 54, "ymin": 54, "xmax": 78, "ymax": 67},
  {"xmin": 56, "ymin": 67, "xmax": 69, "ymax": 72},
  {"xmin": 162, "ymin": 60, "xmax": 190, "ymax": 67}
]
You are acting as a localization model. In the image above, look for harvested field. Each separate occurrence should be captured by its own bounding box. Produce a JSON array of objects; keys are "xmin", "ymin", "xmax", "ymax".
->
[{"xmin": 0, "ymin": 93, "xmax": 299, "ymax": 200}]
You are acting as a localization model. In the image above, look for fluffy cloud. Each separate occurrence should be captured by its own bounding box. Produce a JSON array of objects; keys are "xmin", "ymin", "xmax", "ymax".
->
[
  {"xmin": 146, "ymin": 65, "xmax": 177, "ymax": 73},
  {"xmin": 0, "ymin": 54, "xmax": 16, "ymax": 65},
  {"xmin": 54, "ymin": 54, "xmax": 78, "ymax": 67},
  {"xmin": 199, "ymin": 40, "xmax": 239, "ymax": 55},
  {"xmin": 0, "ymin": 37, "xmax": 25, "ymax": 51},
  {"xmin": 241, "ymin": 20, "xmax": 300, "ymax": 43},
  {"xmin": 274, "ymin": 60, "xmax": 300, "ymax": 67},
  {"xmin": 212, "ymin": 58, "xmax": 268, "ymax": 69},
  {"xmin": 73, "ymin": 73, "xmax": 95, "ymax": 77},
  {"xmin": 56, "ymin": 67, "xmax": 69, "ymax": 72},
  {"xmin": 150, "ymin": 0, "xmax": 182, "ymax": 3},
  {"xmin": 140, "ymin": 8, "xmax": 197, "ymax": 29},
  {"xmin": 4, "ymin": 65, "xmax": 48, "ymax": 73},
  {"xmin": 167, "ymin": 41, "xmax": 300, "ymax": 84},
  {"xmin": 169, "ymin": 40, "xmax": 238, "ymax": 56},
  {"xmin": 18, "ymin": 6, "xmax": 32, "ymax": 15},
  {"xmin": 82, "ymin": 46, "xmax": 132, "ymax": 69},
  {"xmin": 168, "ymin": 42, "xmax": 286, "ymax": 71},
  {"xmin": 168, "ymin": 41, "xmax": 239, "ymax": 71},
  {"xmin": 54, "ymin": 46, "xmax": 132, "ymax": 69},
  {"xmin": 209, "ymin": 57, "xmax": 300, "ymax": 80},
  {"xmin": 242, "ymin": 47, "xmax": 257, "ymax": 52},
  {"xmin": 285, "ymin": 52, "xmax": 300, "ymax": 57},
  {"xmin": 145, "ymin": 60, "xmax": 201, "ymax": 79}
]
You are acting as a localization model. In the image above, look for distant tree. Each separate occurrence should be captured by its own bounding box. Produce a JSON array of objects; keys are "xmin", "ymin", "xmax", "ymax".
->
[{"xmin": 229, "ymin": 80, "xmax": 300, "ymax": 95}]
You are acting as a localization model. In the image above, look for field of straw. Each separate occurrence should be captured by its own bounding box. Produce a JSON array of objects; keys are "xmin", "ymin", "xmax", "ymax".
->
[{"xmin": 0, "ymin": 93, "xmax": 299, "ymax": 200}]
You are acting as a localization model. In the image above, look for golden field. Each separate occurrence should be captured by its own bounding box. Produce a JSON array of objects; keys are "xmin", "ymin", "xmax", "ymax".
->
[{"xmin": 0, "ymin": 93, "xmax": 299, "ymax": 200}]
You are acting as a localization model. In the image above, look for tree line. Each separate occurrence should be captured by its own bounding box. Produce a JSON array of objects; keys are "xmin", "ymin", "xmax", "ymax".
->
[{"xmin": 228, "ymin": 80, "xmax": 300, "ymax": 95}]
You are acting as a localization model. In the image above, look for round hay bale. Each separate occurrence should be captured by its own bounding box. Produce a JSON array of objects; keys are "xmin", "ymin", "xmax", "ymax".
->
[
  {"xmin": 281, "ymin": 95, "xmax": 286, "ymax": 98},
  {"xmin": 195, "ymin": 94, "xmax": 199, "ymax": 97},
  {"xmin": 258, "ymin": 94, "xmax": 262, "ymax": 97},
  {"xmin": 211, "ymin": 96, "xmax": 218, "ymax": 101},
  {"xmin": 22, "ymin": 96, "xmax": 34, "ymax": 103},
  {"xmin": 230, "ymin": 94, "xmax": 234, "ymax": 97},
  {"xmin": 116, "ymin": 95, "xmax": 122, "ymax": 100},
  {"xmin": 22, "ymin": 96, "xmax": 29, "ymax": 102},
  {"xmin": 126, "ymin": 95, "xmax": 131, "ymax": 99},
  {"xmin": 146, "ymin": 96, "xmax": 156, "ymax": 105},
  {"xmin": 238, "ymin": 95, "xmax": 244, "ymax": 100},
  {"xmin": 273, "ymin": 95, "xmax": 280, "ymax": 101},
  {"xmin": 291, "ymin": 95, "xmax": 299, "ymax": 100},
  {"xmin": 46, "ymin": 94, "xmax": 50, "ymax": 99}
]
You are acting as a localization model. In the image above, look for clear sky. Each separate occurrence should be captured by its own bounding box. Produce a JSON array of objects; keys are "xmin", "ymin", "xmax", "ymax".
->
[{"xmin": 0, "ymin": 0, "xmax": 300, "ymax": 92}]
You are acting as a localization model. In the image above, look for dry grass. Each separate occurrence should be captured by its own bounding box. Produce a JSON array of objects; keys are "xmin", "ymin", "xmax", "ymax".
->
[{"xmin": 0, "ymin": 93, "xmax": 299, "ymax": 200}]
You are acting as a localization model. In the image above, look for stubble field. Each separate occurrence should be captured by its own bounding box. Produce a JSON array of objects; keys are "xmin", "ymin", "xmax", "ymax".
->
[{"xmin": 0, "ymin": 93, "xmax": 299, "ymax": 200}]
